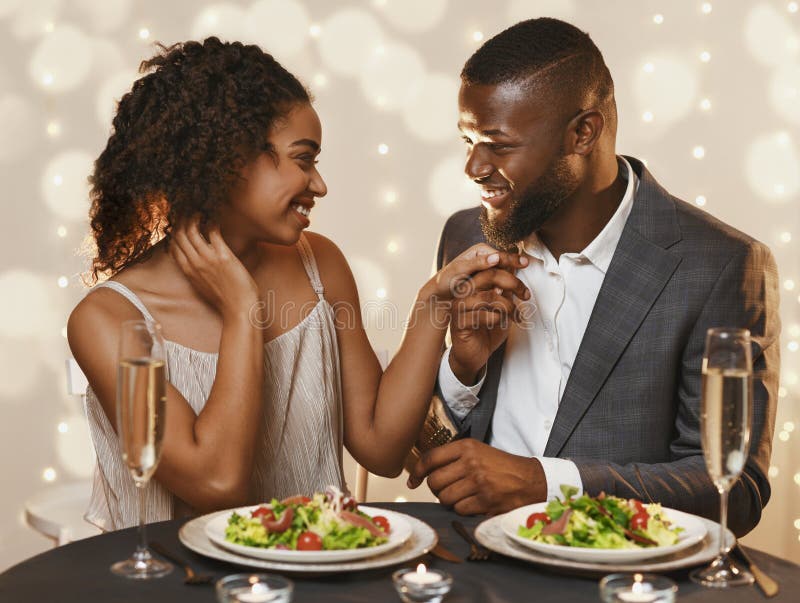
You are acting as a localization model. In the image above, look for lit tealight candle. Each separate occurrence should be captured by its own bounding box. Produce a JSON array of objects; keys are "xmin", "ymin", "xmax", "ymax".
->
[
  {"xmin": 599, "ymin": 573, "xmax": 677, "ymax": 603},
  {"xmin": 404, "ymin": 564, "xmax": 442, "ymax": 585},
  {"xmin": 392, "ymin": 564, "xmax": 453, "ymax": 602}
]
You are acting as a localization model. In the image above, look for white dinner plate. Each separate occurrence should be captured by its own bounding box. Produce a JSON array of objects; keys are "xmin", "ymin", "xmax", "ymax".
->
[
  {"xmin": 477, "ymin": 511, "xmax": 731, "ymax": 576},
  {"xmin": 180, "ymin": 507, "xmax": 437, "ymax": 574},
  {"xmin": 499, "ymin": 502, "xmax": 707, "ymax": 563},
  {"xmin": 204, "ymin": 505, "xmax": 412, "ymax": 563}
]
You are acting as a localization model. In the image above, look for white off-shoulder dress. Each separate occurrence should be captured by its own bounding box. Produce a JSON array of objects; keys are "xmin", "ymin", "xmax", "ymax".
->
[{"xmin": 83, "ymin": 234, "xmax": 346, "ymax": 530}]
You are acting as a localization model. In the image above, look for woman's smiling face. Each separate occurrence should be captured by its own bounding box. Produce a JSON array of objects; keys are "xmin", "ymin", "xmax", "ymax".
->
[{"xmin": 221, "ymin": 102, "xmax": 327, "ymax": 247}]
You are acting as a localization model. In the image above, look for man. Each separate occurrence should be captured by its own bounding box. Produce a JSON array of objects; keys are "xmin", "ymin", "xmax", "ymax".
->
[{"xmin": 408, "ymin": 18, "xmax": 779, "ymax": 536}]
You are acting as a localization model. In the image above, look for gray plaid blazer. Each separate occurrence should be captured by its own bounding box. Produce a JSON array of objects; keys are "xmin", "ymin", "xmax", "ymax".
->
[{"xmin": 434, "ymin": 157, "xmax": 780, "ymax": 536}]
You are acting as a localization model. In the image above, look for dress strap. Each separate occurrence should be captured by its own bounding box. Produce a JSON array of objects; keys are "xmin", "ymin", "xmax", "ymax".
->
[
  {"xmin": 296, "ymin": 234, "xmax": 325, "ymax": 300},
  {"xmin": 93, "ymin": 280, "xmax": 157, "ymax": 322}
]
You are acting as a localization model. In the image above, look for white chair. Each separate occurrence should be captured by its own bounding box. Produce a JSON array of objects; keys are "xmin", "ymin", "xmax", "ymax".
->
[{"xmin": 23, "ymin": 359, "xmax": 100, "ymax": 546}]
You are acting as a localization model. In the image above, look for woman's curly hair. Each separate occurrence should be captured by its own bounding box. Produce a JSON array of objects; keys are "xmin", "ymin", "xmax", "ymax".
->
[{"xmin": 87, "ymin": 37, "xmax": 310, "ymax": 283}]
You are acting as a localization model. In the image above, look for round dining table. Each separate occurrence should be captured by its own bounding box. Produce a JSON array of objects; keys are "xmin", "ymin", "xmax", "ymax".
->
[{"xmin": 1, "ymin": 503, "xmax": 798, "ymax": 602}]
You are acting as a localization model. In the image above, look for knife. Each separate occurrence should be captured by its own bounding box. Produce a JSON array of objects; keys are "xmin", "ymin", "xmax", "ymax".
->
[
  {"xmin": 731, "ymin": 544, "xmax": 779, "ymax": 598},
  {"xmin": 429, "ymin": 543, "xmax": 463, "ymax": 563}
]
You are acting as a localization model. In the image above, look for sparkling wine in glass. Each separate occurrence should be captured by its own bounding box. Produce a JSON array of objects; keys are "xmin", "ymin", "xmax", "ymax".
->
[
  {"xmin": 690, "ymin": 327, "xmax": 754, "ymax": 588},
  {"xmin": 110, "ymin": 320, "xmax": 172, "ymax": 579}
]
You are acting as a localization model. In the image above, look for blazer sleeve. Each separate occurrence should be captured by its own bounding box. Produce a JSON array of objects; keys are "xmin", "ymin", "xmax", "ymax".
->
[{"xmin": 571, "ymin": 241, "xmax": 780, "ymax": 536}]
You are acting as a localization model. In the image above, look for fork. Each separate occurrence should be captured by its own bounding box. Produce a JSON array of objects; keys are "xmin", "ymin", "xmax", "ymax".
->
[
  {"xmin": 150, "ymin": 541, "xmax": 215, "ymax": 585},
  {"xmin": 452, "ymin": 520, "xmax": 491, "ymax": 561}
]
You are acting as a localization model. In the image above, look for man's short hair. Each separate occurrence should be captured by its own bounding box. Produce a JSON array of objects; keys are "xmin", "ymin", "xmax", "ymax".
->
[{"xmin": 462, "ymin": 18, "xmax": 616, "ymax": 131}]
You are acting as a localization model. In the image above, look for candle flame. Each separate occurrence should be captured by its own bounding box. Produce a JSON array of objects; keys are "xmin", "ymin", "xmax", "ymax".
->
[{"xmin": 416, "ymin": 563, "xmax": 426, "ymax": 574}]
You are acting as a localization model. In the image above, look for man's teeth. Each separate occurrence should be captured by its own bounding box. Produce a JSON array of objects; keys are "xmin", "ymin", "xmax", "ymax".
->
[
  {"xmin": 291, "ymin": 203, "xmax": 311, "ymax": 217},
  {"xmin": 481, "ymin": 188, "xmax": 509, "ymax": 199}
]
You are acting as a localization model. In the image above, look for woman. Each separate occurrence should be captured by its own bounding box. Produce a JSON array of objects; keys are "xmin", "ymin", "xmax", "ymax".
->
[{"xmin": 68, "ymin": 38, "xmax": 528, "ymax": 530}]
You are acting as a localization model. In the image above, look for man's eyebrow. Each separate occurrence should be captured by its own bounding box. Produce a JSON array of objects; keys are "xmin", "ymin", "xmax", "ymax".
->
[
  {"xmin": 290, "ymin": 139, "xmax": 320, "ymax": 151},
  {"xmin": 457, "ymin": 124, "xmax": 511, "ymax": 138}
]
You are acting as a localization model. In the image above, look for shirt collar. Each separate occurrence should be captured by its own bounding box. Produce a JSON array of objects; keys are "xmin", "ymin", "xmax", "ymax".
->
[{"xmin": 519, "ymin": 156, "xmax": 638, "ymax": 274}]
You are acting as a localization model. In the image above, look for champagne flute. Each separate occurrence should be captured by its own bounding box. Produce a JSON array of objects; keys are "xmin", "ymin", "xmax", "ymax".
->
[
  {"xmin": 110, "ymin": 319, "xmax": 173, "ymax": 579},
  {"xmin": 690, "ymin": 327, "xmax": 754, "ymax": 587}
]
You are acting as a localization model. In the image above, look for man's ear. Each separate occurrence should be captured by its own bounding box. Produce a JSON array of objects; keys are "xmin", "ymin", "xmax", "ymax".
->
[{"xmin": 564, "ymin": 109, "xmax": 605, "ymax": 156}]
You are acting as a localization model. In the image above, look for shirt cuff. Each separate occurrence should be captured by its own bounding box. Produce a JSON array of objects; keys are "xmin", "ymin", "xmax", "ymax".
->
[
  {"xmin": 437, "ymin": 347, "xmax": 486, "ymax": 420},
  {"xmin": 534, "ymin": 457, "xmax": 584, "ymax": 502}
]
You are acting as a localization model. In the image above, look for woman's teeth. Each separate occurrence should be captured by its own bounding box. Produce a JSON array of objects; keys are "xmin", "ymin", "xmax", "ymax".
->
[{"xmin": 291, "ymin": 203, "xmax": 310, "ymax": 217}]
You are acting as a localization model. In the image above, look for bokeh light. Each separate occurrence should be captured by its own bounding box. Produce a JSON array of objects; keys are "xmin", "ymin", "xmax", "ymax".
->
[
  {"xmin": 191, "ymin": 3, "xmax": 247, "ymax": 41},
  {"xmin": 744, "ymin": 4, "xmax": 799, "ymax": 66},
  {"xmin": 428, "ymin": 154, "xmax": 477, "ymax": 218},
  {"xmin": 359, "ymin": 41, "xmax": 426, "ymax": 111},
  {"xmin": 633, "ymin": 54, "xmax": 698, "ymax": 127},
  {"xmin": 28, "ymin": 24, "xmax": 93, "ymax": 92},
  {"xmin": 0, "ymin": 95, "xmax": 37, "ymax": 163},
  {"xmin": 745, "ymin": 132, "xmax": 800, "ymax": 203},
  {"xmin": 41, "ymin": 150, "xmax": 94, "ymax": 221},
  {"xmin": 374, "ymin": 0, "xmax": 448, "ymax": 33},
  {"xmin": 318, "ymin": 8, "xmax": 384, "ymax": 77},
  {"xmin": 245, "ymin": 0, "xmax": 311, "ymax": 58}
]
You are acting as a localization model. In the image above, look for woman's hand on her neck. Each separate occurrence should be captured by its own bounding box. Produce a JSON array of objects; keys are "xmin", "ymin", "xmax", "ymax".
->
[{"xmin": 169, "ymin": 219, "xmax": 261, "ymax": 322}]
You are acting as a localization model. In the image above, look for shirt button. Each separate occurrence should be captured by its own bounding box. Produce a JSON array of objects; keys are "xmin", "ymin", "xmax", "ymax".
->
[{"xmin": 543, "ymin": 419, "xmax": 553, "ymax": 430}]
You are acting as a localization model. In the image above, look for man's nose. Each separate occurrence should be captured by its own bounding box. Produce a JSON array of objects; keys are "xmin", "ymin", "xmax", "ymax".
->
[{"xmin": 464, "ymin": 145, "xmax": 493, "ymax": 181}]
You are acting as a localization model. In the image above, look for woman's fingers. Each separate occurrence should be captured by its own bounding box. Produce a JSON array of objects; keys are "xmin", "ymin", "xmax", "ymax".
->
[
  {"xmin": 184, "ymin": 218, "xmax": 215, "ymax": 261},
  {"xmin": 171, "ymin": 225, "xmax": 201, "ymax": 266}
]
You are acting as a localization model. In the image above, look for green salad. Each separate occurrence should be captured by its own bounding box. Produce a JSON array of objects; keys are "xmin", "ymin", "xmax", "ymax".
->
[
  {"xmin": 516, "ymin": 485, "xmax": 683, "ymax": 549},
  {"xmin": 225, "ymin": 489, "xmax": 391, "ymax": 551}
]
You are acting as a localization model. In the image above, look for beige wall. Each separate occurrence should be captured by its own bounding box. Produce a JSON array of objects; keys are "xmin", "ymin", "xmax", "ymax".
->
[{"xmin": 1, "ymin": 0, "xmax": 798, "ymax": 570}]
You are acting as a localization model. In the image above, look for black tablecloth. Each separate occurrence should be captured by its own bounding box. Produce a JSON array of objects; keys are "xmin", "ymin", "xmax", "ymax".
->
[{"xmin": 2, "ymin": 503, "xmax": 798, "ymax": 602}]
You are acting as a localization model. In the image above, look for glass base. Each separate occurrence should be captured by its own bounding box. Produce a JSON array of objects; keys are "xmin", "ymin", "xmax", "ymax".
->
[
  {"xmin": 690, "ymin": 554, "xmax": 754, "ymax": 588},
  {"xmin": 111, "ymin": 548, "xmax": 173, "ymax": 580}
]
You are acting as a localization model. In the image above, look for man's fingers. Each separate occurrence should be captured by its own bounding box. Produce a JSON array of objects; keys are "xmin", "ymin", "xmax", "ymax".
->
[
  {"xmin": 436, "ymin": 476, "xmax": 479, "ymax": 507},
  {"xmin": 467, "ymin": 269, "xmax": 530, "ymax": 301},
  {"xmin": 407, "ymin": 441, "xmax": 465, "ymax": 487},
  {"xmin": 425, "ymin": 460, "xmax": 470, "ymax": 495},
  {"xmin": 453, "ymin": 495, "xmax": 485, "ymax": 516}
]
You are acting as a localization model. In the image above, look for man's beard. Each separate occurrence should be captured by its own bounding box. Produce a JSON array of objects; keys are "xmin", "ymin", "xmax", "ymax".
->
[{"xmin": 480, "ymin": 154, "xmax": 578, "ymax": 250}]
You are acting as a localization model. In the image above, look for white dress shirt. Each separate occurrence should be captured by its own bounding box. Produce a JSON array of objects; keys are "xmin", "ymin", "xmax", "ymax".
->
[{"xmin": 438, "ymin": 156, "xmax": 638, "ymax": 501}]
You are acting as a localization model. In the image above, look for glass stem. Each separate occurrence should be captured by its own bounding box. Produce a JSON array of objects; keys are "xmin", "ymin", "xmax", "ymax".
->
[
  {"xmin": 136, "ymin": 482, "xmax": 148, "ymax": 557},
  {"xmin": 718, "ymin": 487, "xmax": 730, "ymax": 557}
]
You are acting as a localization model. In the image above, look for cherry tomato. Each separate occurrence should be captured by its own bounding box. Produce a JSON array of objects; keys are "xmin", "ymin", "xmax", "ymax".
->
[
  {"xmin": 372, "ymin": 515, "xmax": 391, "ymax": 534},
  {"xmin": 630, "ymin": 499, "xmax": 646, "ymax": 514},
  {"xmin": 526, "ymin": 512, "xmax": 551, "ymax": 528},
  {"xmin": 252, "ymin": 506, "xmax": 274, "ymax": 521},
  {"xmin": 343, "ymin": 496, "xmax": 357, "ymax": 511},
  {"xmin": 297, "ymin": 531, "xmax": 323, "ymax": 551},
  {"xmin": 630, "ymin": 511, "xmax": 649, "ymax": 531}
]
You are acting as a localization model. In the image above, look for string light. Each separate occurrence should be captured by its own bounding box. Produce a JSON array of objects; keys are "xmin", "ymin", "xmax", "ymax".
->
[
  {"xmin": 779, "ymin": 431, "xmax": 791, "ymax": 441},
  {"xmin": 309, "ymin": 24, "xmax": 321, "ymax": 37},
  {"xmin": 779, "ymin": 386, "xmax": 788, "ymax": 398},
  {"xmin": 376, "ymin": 288, "xmax": 387, "ymax": 299},
  {"xmin": 789, "ymin": 2, "xmax": 799, "ymax": 14},
  {"xmin": 794, "ymin": 519, "xmax": 800, "ymax": 529},
  {"xmin": 138, "ymin": 27, "xmax": 150, "ymax": 40},
  {"xmin": 701, "ymin": 2, "xmax": 713, "ymax": 14},
  {"xmin": 786, "ymin": 422, "xmax": 796, "ymax": 432},
  {"xmin": 693, "ymin": 146, "xmax": 705, "ymax": 159},
  {"xmin": 472, "ymin": 31, "xmax": 484, "ymax": 42},
  {"xmin": 42, "ymin": 468, "xmax": 56, "ymax": 482},
  {"xmin": 313, "ymin": 73, "xmax": 328, "ymax": 88},
  {"xmin": 44, "ymin": 22, "xmax": 55, "ymax": 33},
  {"xmin": 377, "ymin": 143, "xmax": 389, "ymax": 155},
  {"xmin": 386, "ymin": 240, "xmax": 399, "ymax": 253},
  {"xmin": 794, "ymin": 472, "xmax": 800, "ymax": 486},
  {"xmin": 790, "ymin": 325, "xmax": 800, "ymax": 337},
  {"xmin": 643, "ymin": 62, "xmax": 654, "ymax": 73},
  {"xmin": 653, "ymin": 14, "xmax": 664, "ymax": 24},
  {"xmin": 699, "ymin": 51, "xmax": 711, "ymax": 63},
  {"xmin": 57, "ymin": 225, "xmax": 67, "ymax": 238},
  {"xmin": 642, "ymin": 111, "xmax": 654, "ymax": 122},
  {"xmin": 769, "ymin": 465, "xmax": 779, "ymax": 477},
  {"xmin": 695, "ymin": 195, "xmax": 707, "ymax": 206},
  {"xmin": 780, "ymin": 231, "xmax": 793, "ymax": 243},
  {"xmin": 394, "ymin": 496, "xmax": 407, "ymax": 502},
  {"xmin": 785, "ymin": 279, "xmax": 796, "ymax": 291},
  {"xmin": 788, "ymin": 341, "xmax": 799, "ymax": 352},
  {"xmin": 384, "ymin": 190, "xmax": 398, "ymax": 205},
  {"xmin": 57, "ymin": 276, "xmax": 68, "ymax": 288},
  {"xmin": 53, "ymin": 174, "xmax": 63, "ymax": 186},
  {"xmin": 57, "ymin": 422, "xmax": 68, "ymax": 433},
  {"xmin": 700, "ymin": 98, "xmax": 712, "ymax": 111},
  {"xmin": 42, "ymin": 73, "xmax": 54, "ymax": 87}
]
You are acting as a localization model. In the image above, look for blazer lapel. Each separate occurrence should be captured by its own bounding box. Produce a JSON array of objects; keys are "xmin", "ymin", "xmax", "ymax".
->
[{"xmin": 544, "ymin": 160, "xmax": 682, "ymax": 456}]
